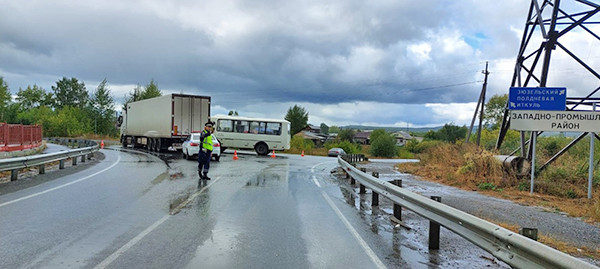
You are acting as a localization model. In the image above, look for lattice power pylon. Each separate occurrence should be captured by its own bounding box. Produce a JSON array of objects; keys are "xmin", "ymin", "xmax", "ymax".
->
[{"xmin": 496, "ymin": 0, "xmax": 600, "ymax": 171}]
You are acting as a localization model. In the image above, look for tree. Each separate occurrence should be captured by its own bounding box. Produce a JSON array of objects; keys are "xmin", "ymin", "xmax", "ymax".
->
[
  {"xmin": 141, "ymin": 79, "xmax": 162, "ymax": 100},
  {"xmin": 123, "ymin": 84, "xmax": 143, "ymax": 109},
  {"xmin": 434, "ymin": 123, "xmax": 468, "ymax": 143},
  {"xmin": 337, "ymin": 128, "xmax": 355, "ymax": 142},
  {"xmin": 90, "ymin": 79, "xmax": 116, "ymax": 135},
  {"xmin": 16, "ymin": 84, "xmax": 46, "ymax": 110},
  {"xmin": 320, "ymin": 123, "xmax": 329, "ymax": 134},
  {"xmin": 369, "ymin": 129, "xmax": 388, "ymax": 143},
  {"xmin": 123, "ymin": 79, "xmax": 162, "ymax": 108},
  {"xmin": 52, "ymin": 77, "xmax": 88, "ymax": 109},
  {"xmin": 483, "ymin": 94, "xmax": 508, "ymax": 130},
  {"xmin": 285, "ymin": 105, "xmax": 309, "ymax": 135},
  {"xmin": 228, "ymin": 110, "xmax": 239, "ymax": 116},
  {"xmin": 329, "ymin": 125, "xmax": 340, "ymax": 133},
  {"xmin": 0, "ymin": 77, "xmax": 12, "ymax": 122}
]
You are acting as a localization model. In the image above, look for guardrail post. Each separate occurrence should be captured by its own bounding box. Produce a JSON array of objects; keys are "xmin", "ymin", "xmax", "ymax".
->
[
  {"xmin": 520, "ymin": 228, "xmax": 538, "ymax": 241},
  {"xmin": 429, "ymin": 196, "xmax": 442, "ymax": 250},
  {"xmin": 393, "ymin": 180, "xmax": 402, "ymax": 221},
  {"xmin": 359, "ymin": 168, "xmax": 367, "ymax": 194},
  {"xmin": 11, "ymin": 169, "xmax": 18, "ymax": 181},
  {"xmin": 87, "ymin": 153, "xmax": 92, "ymax": 160},
  {"xmin": 372, "ymin": 172, "xmax": 379, "ymax": 206},
  {"xmin": 72, "ymin": 157, "xmax": 77, "ymax": 166},
  {"xmin": 38, "ymin": 164, "xmax": 45, "ymax": 174},
  {"xmin": 59, "ymin": 159, "xmax": 65, "ymax": 169},
  {"xmin": 81, "ymin": 155, "xmax": 86, "ymax": 163},
  {"xmin": 350, "ymin": 163, "xmax": 356, "ymax": 184}
]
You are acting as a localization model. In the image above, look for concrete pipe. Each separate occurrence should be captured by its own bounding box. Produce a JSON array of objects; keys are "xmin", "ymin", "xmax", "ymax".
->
[{"xmin": 494, "ymin": 155, "xmax": 531, "ymax": 176}]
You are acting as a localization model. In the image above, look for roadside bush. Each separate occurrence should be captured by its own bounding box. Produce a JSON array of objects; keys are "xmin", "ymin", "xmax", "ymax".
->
[
  {"xmin": 397, "ymin": 148, "xmax": 415, "ymax": 159},
  {"xmin": 326, "ymin": 140, "xmax": 361, "ymax": 154},
  {"xmin": 290, "ymin": 136, "xmax": 314, "ymax": 151},
  {"xmin": 479, "ymin": 128, "xmax": 521, "ymax": 154},
  {"xmin": 369, "ymin": 131, "xmax": 397, "ymax": 158},
  {"xmin": 537, "ymin": 135, "xmax": 570, "ymax": 158},
  {"xmin": 405, "ymin": 140, "xmax": 443, "ymax": 154},
  {"xmin": 455, "ymin": 149, "xmax": 505, "ymax": 186},
  {"xmin": 478, "ymin": 182, "xmax": 497, "ymax": 191},
  {"xmin": 518, "ymin": 181, "xmax": 528, "ymax": 192}
]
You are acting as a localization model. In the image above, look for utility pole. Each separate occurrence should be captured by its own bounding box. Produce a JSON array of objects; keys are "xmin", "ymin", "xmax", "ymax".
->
[
  {"xmin": 476, "ymin": 62, "xmax": 489, "ymax": 146},
  {"xmin": 466, "ymin": 61, "xmax": 489, "ymax": 146}
]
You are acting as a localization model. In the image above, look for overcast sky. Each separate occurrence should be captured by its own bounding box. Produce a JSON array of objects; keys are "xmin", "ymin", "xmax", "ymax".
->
[{"xmin": 1, "ymin": 0, "xmax": 599, "ymax": 128}]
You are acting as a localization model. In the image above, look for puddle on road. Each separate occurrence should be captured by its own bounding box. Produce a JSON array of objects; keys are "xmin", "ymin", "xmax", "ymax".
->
[{"xmin": 245, "ymin": 172, "xmax": 282, "ymax": 187}]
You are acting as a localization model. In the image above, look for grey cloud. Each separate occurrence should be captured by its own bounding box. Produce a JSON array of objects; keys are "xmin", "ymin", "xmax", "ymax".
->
[{"xmin": 0, "ymin": 0, "xmax": 535, "ymax": 116}]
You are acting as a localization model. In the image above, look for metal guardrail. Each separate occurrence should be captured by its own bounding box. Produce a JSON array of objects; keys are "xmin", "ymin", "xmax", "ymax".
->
[
  {"xmin": 338, "ymin": 155, "xmax": 598, "ymax": 269},
  {"xmin": 0, "ymin": 138, "xmax": 100, "ymax": 181}
]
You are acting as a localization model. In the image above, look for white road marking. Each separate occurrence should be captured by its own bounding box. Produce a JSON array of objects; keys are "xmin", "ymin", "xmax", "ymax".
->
[
  {"xmin": 311, "ymin": 161, "xmax": 334, "ymax": 174},
  {"xmin": 321, "ymin": 191, "xmax": 387, "ymax": 269},
  {"xmin": 93, "ymin": 177, "xmax": 220, "ymax": 269},
  {"xmin": 312, "ymin": 159, "xmax": 386, "ymax": 268},
  {"xmin": 92, "ymin": 214, "xmax": 170, "ymax": 269},
  {"xmin": 311, "ymin": 176, "xmax": 322, "ymax": 188},
  {"xmin": 0, "ymin": 155, "xmax": 122, "ymax": 208}
]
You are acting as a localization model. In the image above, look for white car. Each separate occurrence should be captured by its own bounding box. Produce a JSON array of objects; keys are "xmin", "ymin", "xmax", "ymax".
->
[{"xmin": 182, "ymin": 133, "xmax": 221, "ymax": 161}]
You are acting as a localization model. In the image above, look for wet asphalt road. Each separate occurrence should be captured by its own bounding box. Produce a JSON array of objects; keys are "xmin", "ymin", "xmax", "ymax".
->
[{"xmin": 0, "ymin": 147, "xmax": 506, "ymax": 269}]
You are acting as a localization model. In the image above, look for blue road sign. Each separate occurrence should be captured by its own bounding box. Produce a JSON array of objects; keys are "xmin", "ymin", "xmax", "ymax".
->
[{"xmin": 509, "ymin": 87, "xmax": 566, "ymax": 111}]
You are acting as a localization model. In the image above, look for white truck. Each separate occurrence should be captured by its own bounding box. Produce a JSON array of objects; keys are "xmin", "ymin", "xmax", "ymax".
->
[{"xmin": 117, "ymin": 94, "xmax": 211, "ymax": 152}]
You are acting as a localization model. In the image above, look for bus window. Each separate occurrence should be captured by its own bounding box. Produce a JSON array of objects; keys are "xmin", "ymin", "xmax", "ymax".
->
[
  {"xmin": 249, "ymin": 121, "xmax": 260, "ymax": 134},
  {"xmin": 235, "ymin": 121, "xmax": 249, "ymax": 133},
  {"xmin": 266, "ymin": 122, "xmax": 281, "ymax": 135},
  {"xmin": 258, "ymin": 122, "xmax": 267, "ymax": 134},
  {"xmin": 218, "ymin": 119, "xmax": 233, "ymax": 132}
]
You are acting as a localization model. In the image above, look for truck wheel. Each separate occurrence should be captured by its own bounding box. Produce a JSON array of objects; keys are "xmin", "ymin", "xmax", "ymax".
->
[
  {"xmin": 122, "ymin": 136, "xmax": 128, "ymax": 148},
  {"xmin": 255, "ymin": 143, "xmax": 269, "ymax": 156},
  {"xmin": 132, "ymin": 137, "xmax": 138, "ymax": 148},
  {"xmin": 157, "ymin": 139, "xmax": 162, "ymax": 152},
  {"xmin": 148, "ymin": 138, "xmax": 154, "ymax": 151}
]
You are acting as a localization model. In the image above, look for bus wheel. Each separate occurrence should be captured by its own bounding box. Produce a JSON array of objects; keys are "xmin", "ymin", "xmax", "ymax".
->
[{"xmin": 255, "ymin": 143, "xmax": 269, "ymax": 156}]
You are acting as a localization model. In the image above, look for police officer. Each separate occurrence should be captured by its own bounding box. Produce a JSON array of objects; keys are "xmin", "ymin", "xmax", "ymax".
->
[{"xmin": 198, "ymin": 121, "xmax": 214, "ymax": 180}]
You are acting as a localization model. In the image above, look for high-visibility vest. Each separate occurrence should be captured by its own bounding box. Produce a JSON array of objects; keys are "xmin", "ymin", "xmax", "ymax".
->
[{"xmin": 202, "ymin": 130, "xmax": 213, "ymax": 151}]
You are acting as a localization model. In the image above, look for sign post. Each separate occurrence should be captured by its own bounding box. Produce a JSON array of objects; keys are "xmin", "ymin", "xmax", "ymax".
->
[
  {"xmin": 531, "ymin": 131, "xmax": 537, "ymax": 195},
  {"xmin": 589, "ymin": 103, "xmax": 596, "ymax": 199}
]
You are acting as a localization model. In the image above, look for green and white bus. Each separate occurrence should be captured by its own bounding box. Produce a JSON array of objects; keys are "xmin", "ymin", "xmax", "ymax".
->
[{"xmin": 210, "ymin": 115, "xmax": 291, "ymax": 155}]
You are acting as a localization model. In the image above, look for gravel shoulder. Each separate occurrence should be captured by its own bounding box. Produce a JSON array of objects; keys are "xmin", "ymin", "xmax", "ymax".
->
[{"xmin": 364, "ymin": 159, "xmax": 600, "ymax": 266}]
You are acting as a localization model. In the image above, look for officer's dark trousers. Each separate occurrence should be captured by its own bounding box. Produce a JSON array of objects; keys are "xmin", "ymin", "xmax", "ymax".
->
[{"xmin": 198, "ymin": 150, "xmax": 212, "ymax": 174}]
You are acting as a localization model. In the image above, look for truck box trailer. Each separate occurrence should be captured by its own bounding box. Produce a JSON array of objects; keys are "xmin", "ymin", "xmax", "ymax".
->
[{"xmin": 118, "ymin": 94, "xmax": 211, "ymax": 152}]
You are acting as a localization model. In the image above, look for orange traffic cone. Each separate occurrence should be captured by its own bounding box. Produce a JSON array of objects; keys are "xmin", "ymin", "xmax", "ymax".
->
[
  {"xmin": 271, "ymin": 150, "xmax": 276, "ymax": 158},
  {"xmin": 100, "ymin": 140, "xmax": 104, "ymax": 149},
  {"xmin": 301, "ymin": 150, "xmax": 304, "ymax": 157},
  {"xmin": 233, "ymin": 150, "xmax": 239, "ymax": 160}
]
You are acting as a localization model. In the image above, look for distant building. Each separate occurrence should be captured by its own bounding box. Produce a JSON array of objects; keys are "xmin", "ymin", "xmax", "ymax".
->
[
  {"xmin": 392, "ymin": 131, "xmax": 413, "ymax": 145},
  {"xmin": 299, "ymin": 129, "xmax": 327, "ymax": 146},
  {"xmin": 354, "ymin": 131, "xmax": 371, "ymax": 145},
  {"xmin": 302, "ymin": 125, "xmax": 321, "ymax": 134}
]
